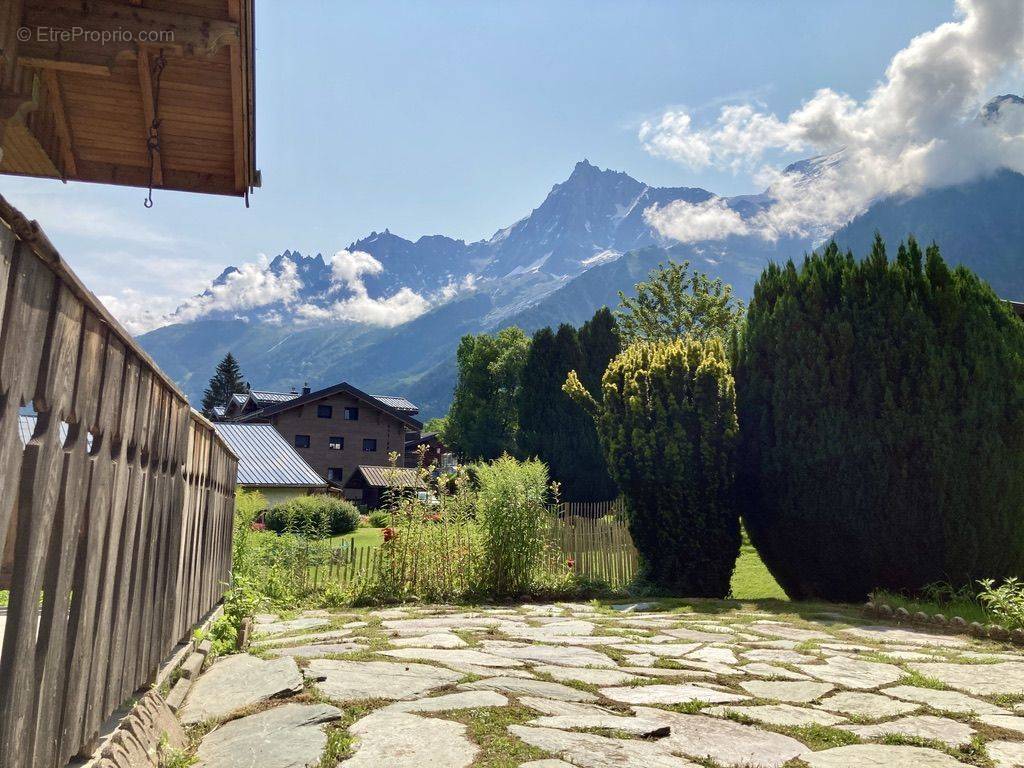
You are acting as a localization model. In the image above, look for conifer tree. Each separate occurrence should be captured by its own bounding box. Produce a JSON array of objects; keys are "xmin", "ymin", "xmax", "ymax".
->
[
  {"xmin": 736, "ymin": 236, "xmax": 1024, "ymax": 600},
  {"xmin": 201, "ymin": 352, "xmax": 246, "ymax": 417},
  {"xmin": 565, "ymin": 337, "xmax": 740, "ymax": 595}
]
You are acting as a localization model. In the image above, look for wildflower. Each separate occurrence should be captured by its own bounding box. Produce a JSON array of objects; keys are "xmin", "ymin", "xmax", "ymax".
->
[
  {"xmin": 251, "ymin": 521, "xmax": 265, "ymax": 531},
  {"xmin": 382, "ymin": 526, "xmax": 397, "ymax": 543},
  {"xmin": 566, "ymin": 557, "xmax": 575, "ymax": 569}
]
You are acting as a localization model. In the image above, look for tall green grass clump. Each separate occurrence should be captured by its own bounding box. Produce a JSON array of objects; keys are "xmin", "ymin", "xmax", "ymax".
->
[{"xmin": 474, "ymin": 455, "xmax": 551, "ymax": 596}]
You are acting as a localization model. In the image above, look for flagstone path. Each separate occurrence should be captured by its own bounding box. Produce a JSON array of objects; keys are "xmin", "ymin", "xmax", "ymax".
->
[{"xmin": 177, "ymin": 602, "xmax": 1024, "ymax": 767}]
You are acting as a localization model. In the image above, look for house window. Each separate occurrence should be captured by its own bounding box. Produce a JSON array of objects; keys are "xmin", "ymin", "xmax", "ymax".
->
[
  {"xmin": 344, "ymin": 406, "xmax": 359, "ymax": 421},
  {"xmin": 317, "ymin": 404, "xmax": 333, "ymax": 419},
  {"xmin": 294, "ymin": 434, "xmax": 310, "ymax": 449},
  {"xmin": 362, "ymin": 438, "xmax": 377, "ymax": 452},
  {"xmin": 327, "ymin": 467, "xmax": 344, "ymax": 482},
  {"xmin": 329, "ymin": 436, "xmax": 344, "ymax": 450}
]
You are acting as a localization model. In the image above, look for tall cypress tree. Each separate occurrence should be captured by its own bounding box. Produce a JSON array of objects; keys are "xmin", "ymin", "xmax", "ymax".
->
[
  {"xmin": 736, "ymin": 236, "xmax": 1024, "ymax": 600},
  {"xmin": 201, "ymin": 352, "xmax": 246, "ymax": 417},
  {"xmin": 578, "ymin": 307, "xmax": 620, "ymax": 396},
  {"xmin": 517, "ymin": 312, "xmax": 619, "ymax": 502}
]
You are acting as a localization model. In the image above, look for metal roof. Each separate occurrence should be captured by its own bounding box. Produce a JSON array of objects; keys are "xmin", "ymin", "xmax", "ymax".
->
[
  {"xmin": 250, "ymin": 390, "xmax": 299, "ymax": 404},
  {"xmin": 212, "ymin": 405, "xmax": 227, "ymax": 417},
  {"xmin": 19, "ymin": 415, "xmax": 91, "ymax": 449},
  {"xmin": 243, "ymin": 381, "xmax": 423, "ymax": 430},
  {"xmin": 372, "ymin": 395, "xmax": 419, "ymax": 413},
  {"xmin": 213, "ymin": 423, "xmax": 326, "ymax": 488},
  {"xmin": 231, "ymin": 393, "xmax": 249, "ymax": 405},
  {"xmin": 348, "ymin": 465, "xmax": 425, "ymax": 489}
]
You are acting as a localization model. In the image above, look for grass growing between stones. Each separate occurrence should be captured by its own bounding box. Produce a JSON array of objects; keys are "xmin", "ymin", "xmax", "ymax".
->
[
  {"xmin": 895, "ymin": 670, "xmax": 950, "ymax": 690},
  {"xmin": 879, "ymin": 733, "xmax": 996, "ymax": 767},
  {"xmin": 440, "ymin": 705, "xmax": 552, "ymax": 768}
]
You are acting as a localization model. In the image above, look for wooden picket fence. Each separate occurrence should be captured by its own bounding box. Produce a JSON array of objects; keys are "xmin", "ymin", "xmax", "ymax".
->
[
  {"xmin": 297, "ymin": 499, "xmax": 639, "ymax": 592},
  {"xmin": 544, "ymin": 501, "xmax": 640, "ymax": 586},
  {"xmin": 0, "ymin": 196, "xmax": 238, "ymax": 768}
]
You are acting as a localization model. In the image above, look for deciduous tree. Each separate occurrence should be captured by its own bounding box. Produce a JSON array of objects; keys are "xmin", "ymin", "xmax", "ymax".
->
[
  {"xmin": 617, "ymin": 260, "xmax": 744, "ymax": 344},
  {"xmin": 446, "ymin": 327, "xmax": 530, "ymax": 461}
]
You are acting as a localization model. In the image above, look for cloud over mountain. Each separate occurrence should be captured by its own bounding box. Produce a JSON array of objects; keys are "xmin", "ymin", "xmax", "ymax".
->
[{"xmin": 640, "ymin": 0, "xmax": 1024, "ymax": 243}]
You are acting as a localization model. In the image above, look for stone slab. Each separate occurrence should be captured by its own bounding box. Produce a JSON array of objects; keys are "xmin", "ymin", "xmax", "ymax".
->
[
  {"xmin": 633, "ymin": 708, "xmax": 809, "ymax": 768},
  {"xmin": 342, "ymin": 710, "xmax": 478, "ymax": 768},
  {"xmin": 840, "ymin": 714, "xmax": 975, "ymax": 748},
  {"xmin": 802, "ymin": 744, "xmax": 972, "ymax": 767},
  {"xmin": 508, "ymin": 725, "xmax": 695, "ymax": 768},
  {"xmin": 706, "ymin": 703, "xmax": 847, "ymax": 727},
  {"xmin": 306, "ymin": 659, "xmax": 462, "ymax": 702},
  {"xmin": 881, "ymin": 685, "xmax": 1008, "ymax": 715},
  {"xmin": 600, "ymin": 683, "xmax": 748, "ymax": 705},
  {"xmin": 179, "ymin": 655, "xmax": 303, "ymax": 725},
  {"xmin": 462, "ymin": 676, "xmax": 599, "ymax": 702},
  {"xmin": 194, "ymin": 702, "xmax": 340, "ymax": 768},
  {"xmin": 907, "ymin": 662, "xmax": 1024, "ymax": 696},
  {"xmin": 738, "ymin": 680, "xmax": 834, "ymax": 703}
]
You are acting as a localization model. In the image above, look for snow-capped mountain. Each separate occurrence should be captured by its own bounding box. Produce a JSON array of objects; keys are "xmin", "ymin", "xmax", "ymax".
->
[{"xmin": 140, "ymin": 98, "xmax": 1024, "ymax": 416}]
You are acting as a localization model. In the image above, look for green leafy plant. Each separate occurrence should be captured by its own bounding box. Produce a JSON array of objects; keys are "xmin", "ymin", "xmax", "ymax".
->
[
  {"xmin": 735, "ymin": 236, "xmax": 1024, "ymax": 601},
  {"xmin": 978, "ymin": 578, "xmax": 1024, "ymax": 630},
  {"xmin": 565, "ymin": 336, "xmax": 740, "ymax": 596},
  {"xmin": 366, "ymin": 509, "xmax": 390, "ymax": 528}
]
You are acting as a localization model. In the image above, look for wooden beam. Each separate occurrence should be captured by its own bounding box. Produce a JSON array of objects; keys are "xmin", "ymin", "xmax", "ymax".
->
[
  {"xmin": 136, "ymin": 48, "xmax": 162, "ymax": 186},
  {"xmin": 17, "ymin": 57, "xmax": 111, "ymax": 77},
  {"xmin": 0, "ymin": 0, "xmax": 25, "ymax": 92},
  {"xmin": 227, "ymin": 0, "xmax": 244, "ymax": 193},
  {"xmin": 42, "ymin": 68, "xmax": 75, "ymax": 177},
  {"xmin": 20, "ymin": 0, "xmax": 240, "ymax": 70}
]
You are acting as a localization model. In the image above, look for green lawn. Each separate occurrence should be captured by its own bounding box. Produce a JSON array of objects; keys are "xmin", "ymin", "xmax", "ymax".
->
[
  {"xmin": 324, "ymin": 524, "xmax": 787, "ymax": 601},
  {"xmin": 730, "ymin": 538, "xmax": 787, "ymax": 600},
  {"xmin": 328, "ymin": 526, "xmax": 383, "ymax": 549}
]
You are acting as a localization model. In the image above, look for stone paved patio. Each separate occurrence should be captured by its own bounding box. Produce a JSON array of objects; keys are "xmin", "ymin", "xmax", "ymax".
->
[{"xmin": 177, "ymin": 601, "xmax": 1024, "ymax": 767}]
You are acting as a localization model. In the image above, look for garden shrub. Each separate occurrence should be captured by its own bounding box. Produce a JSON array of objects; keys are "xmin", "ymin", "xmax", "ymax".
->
[
  {"xmin": 265, "ymin": 494, "xmax": 361, "ymax": 537},
  {"xmin": 565, "ymin": 337, "xmax": 740, "ymax": 596},
  {"xmin": 977, "ymin": 578, "xmax": 1024, "ymax": 630},
  {"xmin": 735, "ymin": 237, "xmax": 1024, "ymax": 601},
  {"xmin": 367, "ymin": 509, "xmax": 390, "ymax": 528},
  {"xmin": 473, "ymin": 455, "xmax": 551, "ymax": 596}
]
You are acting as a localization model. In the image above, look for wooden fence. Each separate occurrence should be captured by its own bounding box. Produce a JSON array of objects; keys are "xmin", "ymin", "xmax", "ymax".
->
[
  {"xmin": 0, "ymin": 196, "xmax": 238, "ymax": 768},
  {"xmin": 295, "ymin": 499, "xmax": 640, "ymax": 592},
  {"xmin": 545, "ymin": 502, "xmax": 640, "ymax": 586}
]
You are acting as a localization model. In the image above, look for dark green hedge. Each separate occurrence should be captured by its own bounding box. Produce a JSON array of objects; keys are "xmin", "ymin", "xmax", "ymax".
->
[
  {"xmin": 735, "ymin": 236, "xmax": 1024, "ymax": 601},
  {"xmin": 265, "ymin": 494, "xmax": 361, "ymax": 537}
]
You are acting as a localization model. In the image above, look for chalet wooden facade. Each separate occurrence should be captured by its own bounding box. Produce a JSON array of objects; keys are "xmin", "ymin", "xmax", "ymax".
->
[
  {"xmin": 235, "ymin": 381, "xmax": 422, "ymax": 491},
  {"xmin": 0, "ymin": 0, "xmax": 257, "ymax": 200}
]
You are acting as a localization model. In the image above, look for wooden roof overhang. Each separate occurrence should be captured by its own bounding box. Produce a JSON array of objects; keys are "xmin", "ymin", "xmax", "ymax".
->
[{"xmin": 0, "ymin": 0, "xmax": 257, "ymax": 199}]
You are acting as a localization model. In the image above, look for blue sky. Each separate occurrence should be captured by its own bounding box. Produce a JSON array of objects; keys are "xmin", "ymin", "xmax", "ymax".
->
[{"xmin": 0, "ymin": 1, "xmax": 969, "ymax": 325}]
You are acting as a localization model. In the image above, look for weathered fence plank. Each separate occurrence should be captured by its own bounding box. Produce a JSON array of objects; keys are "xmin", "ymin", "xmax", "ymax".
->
[{"xmin": 0, "ymin": 196, "xmax": 238, "ymax": 768}]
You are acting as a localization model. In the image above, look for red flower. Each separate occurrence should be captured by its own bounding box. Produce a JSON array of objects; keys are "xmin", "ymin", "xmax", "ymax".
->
[
  {"xmin": 382, "ymin": 526, "xmax": 397, "ymax": 542},
  {"xmin": 566, "ymin": 557, "xmax": 575, "ymax": 569},
  {"xmin": 425, "ymin": 512, "xmax": 441, "ymax": 523},
  {"xmin": 251, "ymin": 521, "xmax": 265, "ymax": 531}
]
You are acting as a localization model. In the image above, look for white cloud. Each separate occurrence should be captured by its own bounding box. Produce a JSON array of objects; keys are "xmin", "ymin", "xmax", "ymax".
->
[
  {"xmin": 643, "ymin": 198, "xmax": 750, "ymax": 242},
  {"xmin": 98, "ymin": 288, "xmax": 180, "ymax": 335},
  {"xmin": 640, "ymin": 0, "xmax": 1024, "ymax": 242},
  {"xmin": 168, "ymin": 255, "xmax": 302, "ymax": 325},
  {"xmin": 294, "ymin": 249, "xmax": 431, "ymax": 327}
]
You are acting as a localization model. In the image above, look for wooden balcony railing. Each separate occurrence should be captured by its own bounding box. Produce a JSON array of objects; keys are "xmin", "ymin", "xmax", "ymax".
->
[{"xmin": 0, "ymin": 195, "xmax": 237, "ymax": 768}]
